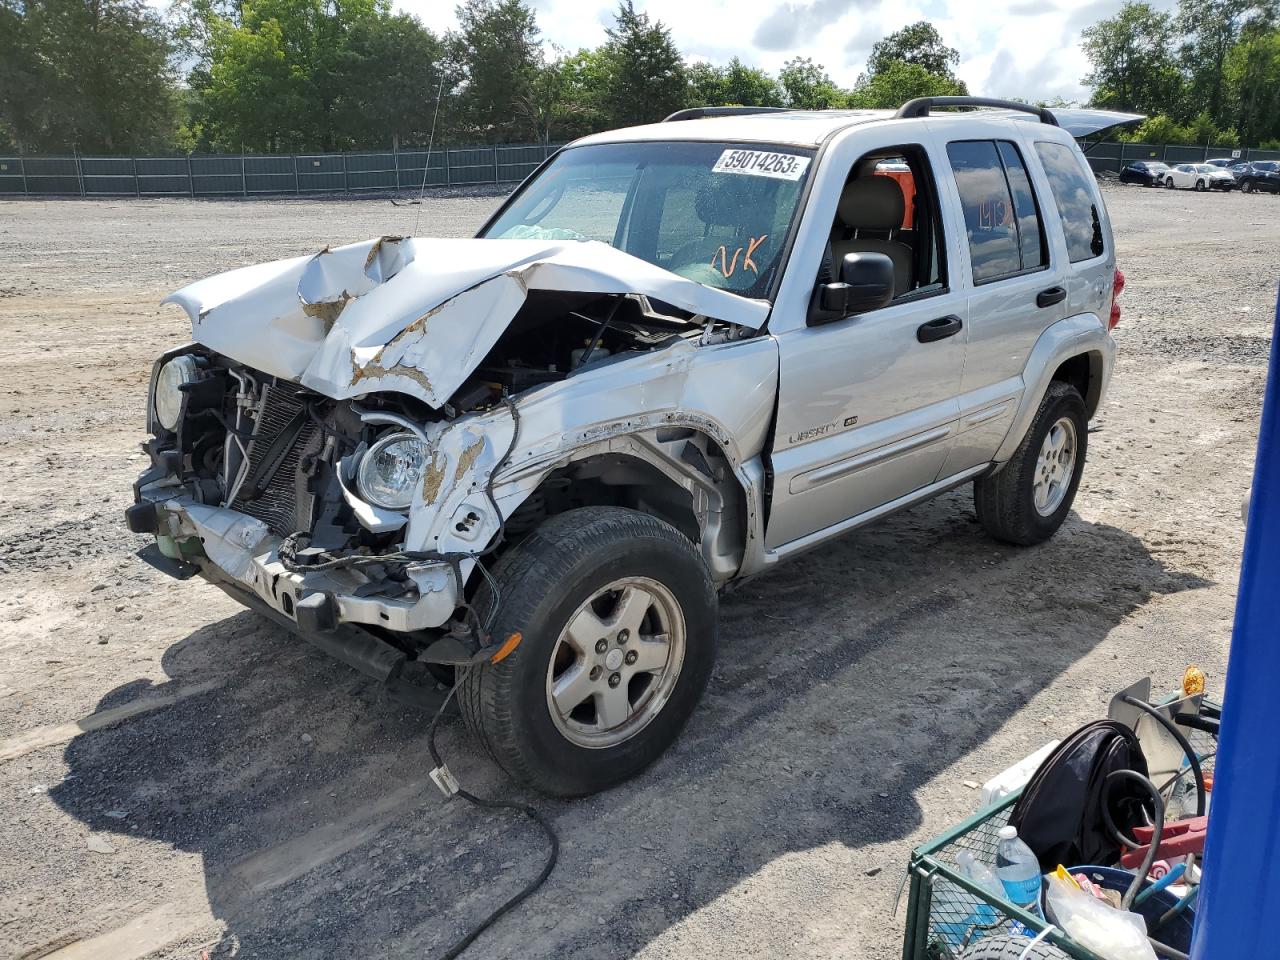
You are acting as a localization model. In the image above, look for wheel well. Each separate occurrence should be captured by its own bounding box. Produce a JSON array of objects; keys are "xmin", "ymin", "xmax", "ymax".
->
[
  {"xmin": 1051, "ymin": 352, "xmax": 1102, "ymax": 418},
  {"xmin": 500, "ymin": 434, "xmax": 748, "ymax": 583}
]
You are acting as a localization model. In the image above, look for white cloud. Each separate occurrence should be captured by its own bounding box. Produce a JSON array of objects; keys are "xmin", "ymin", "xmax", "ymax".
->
[{"xmin": 400, "ymin": 0, "xmax": 1181, "ymax": 103}]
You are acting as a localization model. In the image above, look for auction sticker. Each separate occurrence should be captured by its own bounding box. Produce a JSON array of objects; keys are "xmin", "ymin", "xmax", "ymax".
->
[{"xmin": 712, "ymin": 148, "xmax": 811, "ymax": 181}]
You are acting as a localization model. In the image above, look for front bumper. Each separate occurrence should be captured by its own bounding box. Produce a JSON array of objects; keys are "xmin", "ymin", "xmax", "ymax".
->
[{"xmin": 131, "ymin": 482, "xmax": 462, "ymax": 634}]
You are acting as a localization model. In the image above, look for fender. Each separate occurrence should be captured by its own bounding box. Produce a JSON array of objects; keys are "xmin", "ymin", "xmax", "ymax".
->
[{"xmin": 994, "ymin": 311, "xmax": 1115, "ymax": 464}]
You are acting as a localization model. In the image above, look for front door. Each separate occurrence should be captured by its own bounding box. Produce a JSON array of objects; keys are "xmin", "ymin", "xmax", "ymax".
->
[{"xmin": 766, "ymin": 138, "xmax": 967, "ymax": 550}]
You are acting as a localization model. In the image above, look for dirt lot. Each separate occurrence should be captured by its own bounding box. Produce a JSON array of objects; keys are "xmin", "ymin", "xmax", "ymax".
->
[{"xmin": 0, "ymin": 184, "xmax": 1274, "ymax": 960}]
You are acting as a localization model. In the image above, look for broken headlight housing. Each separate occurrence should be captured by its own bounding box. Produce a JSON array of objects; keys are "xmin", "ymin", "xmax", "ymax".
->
[
  {"xmin": 154, "ymin": 355, "xmax": 199, "ymax": 431},
  {"xmin": 356, "ymin": 432, "xmax": 429, "ymax": 510}
]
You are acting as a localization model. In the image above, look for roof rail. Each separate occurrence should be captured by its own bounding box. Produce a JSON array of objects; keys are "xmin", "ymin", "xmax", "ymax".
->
[
  {"xmin": 663, "ymin": 106, "xmax": 791, "ymax": 122},
  {"xmin": 894, "ymin": 97, "xmax": 1058, "ymax": 126}
]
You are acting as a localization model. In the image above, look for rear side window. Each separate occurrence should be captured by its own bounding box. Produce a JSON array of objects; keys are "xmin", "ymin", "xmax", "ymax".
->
[
  {"xmin": 1036, "ymin": 141, "xmax": 1105, "ymax": 262},
  {"xmin": 946, "ymin": 140, "xmax": 1047, "ymax": 283}
]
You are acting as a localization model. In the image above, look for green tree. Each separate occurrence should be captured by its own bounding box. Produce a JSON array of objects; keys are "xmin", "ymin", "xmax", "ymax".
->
[
  {"xmin": 193, "ymin": 0, "xmax": 383, "ymax": 151},
  {"xmin": 451, "ymin": 0, "xmax": 542, "ymax": 141},
  {"xmin": 0, "ymin": 0, "xmax": 180, "ymax": 152},
  {"xmin": 848, "ymin": 60, "xmax": 966, "ymax": 109},
  {"xmin": 1225, "ymin": 25, "xmax": 1280, "ymax": 146},
  {"xmin": 778, "ymin": 57, "xmax": 844, "ymax": 108},
  {"xmin": 341, "ymin": 13, "xmax": 447, "ymax": 150},
  {"xmin": 1081, "ymin": 2, "xmax": 1186, "ymax": 115},
  {"xmin": 686, "ymin": 61, "xmax": 728, "ymax": 105},
  {"xmin": 866, "ymin": 21, "xmax": 962, "ymax": 80},
  {"xmin": 600, "ymin": 1, "xmax": 686, "ymax": 127},
  {"xmin": 718, "ymin": 57, "xmax": 784, "ymax": 106}
]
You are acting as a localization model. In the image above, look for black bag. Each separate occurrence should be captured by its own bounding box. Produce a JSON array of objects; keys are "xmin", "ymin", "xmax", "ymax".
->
[{"xmin": 1007, "ymin": 720, "xmax": 1150, "ymax": 872}]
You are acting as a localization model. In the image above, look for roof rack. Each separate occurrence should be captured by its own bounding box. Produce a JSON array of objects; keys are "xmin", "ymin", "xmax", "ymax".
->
[
  {"xmin": 894, "ymin": 97, "xmax": 1058, "ymax": 126},
  {"xmin": 663, "ymin": 106, "xmax": 791, "ymax": 122}
]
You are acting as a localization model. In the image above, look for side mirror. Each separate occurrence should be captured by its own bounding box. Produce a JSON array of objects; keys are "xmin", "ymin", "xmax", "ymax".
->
[{"xmin": 808, "ymin": 252, "xmax": 896, "ymax": 326}]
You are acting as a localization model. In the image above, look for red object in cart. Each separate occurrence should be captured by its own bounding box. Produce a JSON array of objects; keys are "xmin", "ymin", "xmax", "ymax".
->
[{"xmin": 1121, "ymin": 816, "xmax": 1208, "ymax": 869}]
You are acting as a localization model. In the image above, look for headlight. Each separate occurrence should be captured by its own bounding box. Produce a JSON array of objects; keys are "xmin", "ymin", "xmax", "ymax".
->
[
  {"xmin": 154, "ymin": 355, "xmax": 199, "ymax": 431},
  {"xmin": 357, "ymin": 432, "xmax": 429, "ymax": 510}
]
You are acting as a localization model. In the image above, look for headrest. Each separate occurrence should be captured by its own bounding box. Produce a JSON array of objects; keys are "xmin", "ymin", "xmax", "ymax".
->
[
  {"xmin": 696, "ymin": 175, "xmax": 776, "ymax": 227},
  {"xmin": 837, "ymin": 176, "xmax": 905, "ymax": 231}
]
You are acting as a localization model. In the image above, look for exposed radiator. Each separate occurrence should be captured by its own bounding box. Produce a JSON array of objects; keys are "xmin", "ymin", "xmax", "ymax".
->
[{"xmin": 232, "ymin": 384, "xmax": 319, "ymax": 537}]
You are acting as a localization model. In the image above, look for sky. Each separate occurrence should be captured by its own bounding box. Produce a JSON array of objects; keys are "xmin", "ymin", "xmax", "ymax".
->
[{"xmin": 405, "ymin": 0, "xmax": 1178, "ymax": 105}]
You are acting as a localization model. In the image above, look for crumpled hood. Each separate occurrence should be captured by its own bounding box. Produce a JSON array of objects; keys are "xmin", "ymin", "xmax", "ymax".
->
[{"xmin": 163, "ymin": 236, "xmax": 770, "ymax": 408}]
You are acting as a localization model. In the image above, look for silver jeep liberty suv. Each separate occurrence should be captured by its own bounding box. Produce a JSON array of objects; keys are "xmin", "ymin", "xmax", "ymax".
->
[{"xmin": 130, "ymin": 97, "xmax": 1137, "ymax": 795}]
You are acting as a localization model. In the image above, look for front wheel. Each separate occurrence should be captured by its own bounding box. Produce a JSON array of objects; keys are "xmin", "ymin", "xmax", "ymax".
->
[
  {"xmin": 973, "ymin": 381, "xmax": 1088, "ymax": 546},
  {"xmin": 1165, "ymin": 176, "xmax": 1176, "ymax": 189},
  {"xmin": 459, "ymin": 507, "xmax": 717, "ymax": 796},
  {"xmin": 1242, "ymin": 180, "xmax": 1255, "ymax": 193},
  {"xmin": 1195, "ymin": 179, "xmax": 1207, "ymax": 191}
]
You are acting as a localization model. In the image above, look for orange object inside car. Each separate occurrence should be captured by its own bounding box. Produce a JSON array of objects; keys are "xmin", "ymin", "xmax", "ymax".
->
[{"xmin": 874, "ymin": 167, "xmax": 917, "ymax": 228}]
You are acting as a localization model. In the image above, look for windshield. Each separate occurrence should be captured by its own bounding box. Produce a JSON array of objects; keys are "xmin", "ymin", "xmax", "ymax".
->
[
  {"xmin": 1257, "ymin": 162, "xmax": 1278, "ymax": 172},
  {"xmin": 1196, "ymin": 165, "xmax": 1218, "ymax": 173},
  {"xmin": 481, "ymin": 141, "xmax": 816, "ymax": 299}
]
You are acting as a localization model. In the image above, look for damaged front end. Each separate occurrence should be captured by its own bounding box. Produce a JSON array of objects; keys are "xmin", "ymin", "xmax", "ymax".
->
[{"xmin": 131, "ymin": 234, "xmax": 776, "ymax": 691}]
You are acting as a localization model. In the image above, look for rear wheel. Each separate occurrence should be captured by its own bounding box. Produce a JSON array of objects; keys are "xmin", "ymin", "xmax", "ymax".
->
[
  {"xmin": 974, "ymin": 381, "xmax": 1088, "ymax": 546},
  {"xmin": 459, "ymin": 507, "xmax": 717, "ymax": 796}
]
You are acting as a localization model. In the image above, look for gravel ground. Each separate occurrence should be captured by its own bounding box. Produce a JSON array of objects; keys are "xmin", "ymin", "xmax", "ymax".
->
[{"xmin": 0, "ymin": 183, "xmax": 1275, "ymax": 960}]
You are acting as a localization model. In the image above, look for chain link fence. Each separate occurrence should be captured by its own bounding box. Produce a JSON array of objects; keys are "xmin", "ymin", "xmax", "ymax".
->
[
  {"xmin": 0, "ymin": 142, "xmax": 562, "ymax": 197},
  {"xmin": 3, "ymin": 140, "xmax": 1279, "ymax": 197}
]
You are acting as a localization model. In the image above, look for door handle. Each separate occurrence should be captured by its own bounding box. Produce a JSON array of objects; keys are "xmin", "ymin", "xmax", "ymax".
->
[
  {"xmin": 1036, "ymin": 286, "xmax": 1067, "ymax": 308},
  {"xmin": 917, "ymin": 315, "xmax": 963, "ymax": 343}
]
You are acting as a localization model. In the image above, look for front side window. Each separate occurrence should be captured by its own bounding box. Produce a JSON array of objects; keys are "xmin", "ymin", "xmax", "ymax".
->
[
  {"xmin": 946, "ymin": 140, "xmax": 1047, "ymax": 283},
  {"xmin": 482, "ymin": 141, "xmax": 815, "ymax": 299},
  {"xmin": 1035, "ymin": 140, "xmax": 1105, "ymax": 263}
]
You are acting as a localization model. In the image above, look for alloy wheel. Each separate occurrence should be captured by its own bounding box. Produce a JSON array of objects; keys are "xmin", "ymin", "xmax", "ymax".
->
[
  {"xmin": 1033, "ymin": 417, "xmax": 1077, "ymax": 517},
  {"xmin": 545, "ymin": 577, "xmax": 686, "ymax": 748}
]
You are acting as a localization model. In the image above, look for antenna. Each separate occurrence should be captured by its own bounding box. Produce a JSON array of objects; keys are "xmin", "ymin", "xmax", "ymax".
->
[{"xmin": 412, "ymin": 72, "xmax": 447, "ymax": 235}]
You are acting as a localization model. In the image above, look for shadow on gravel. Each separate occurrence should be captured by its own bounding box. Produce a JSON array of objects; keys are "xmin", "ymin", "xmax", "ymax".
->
[{"xmin": 50, "ymin": 495, "xmax": 1209, "ymax": 960}]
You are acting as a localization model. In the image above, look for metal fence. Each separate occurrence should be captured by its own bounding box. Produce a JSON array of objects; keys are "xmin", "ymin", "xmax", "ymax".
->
[
  {"xmin": 0, "ymin": 142, "xmax": 562, "ymax": 197},
  {"xmin": 3, "ymin": 139, "xmax": 1280, "ymax": 197},
  {"xmin": 1082, "ymin": 142, "xmax": 1280, "ymax": 175}
]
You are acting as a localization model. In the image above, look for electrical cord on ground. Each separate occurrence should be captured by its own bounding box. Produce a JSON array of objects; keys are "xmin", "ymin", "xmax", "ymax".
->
[{"xmin": 426, "ymin": 681, "xmax": 559, "ymax": 960}]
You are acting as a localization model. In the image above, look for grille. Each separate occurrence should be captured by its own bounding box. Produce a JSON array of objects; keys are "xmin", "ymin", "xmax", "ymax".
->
[{"xmin": 232, "ymin": 384, "xmax": 319, "ymax": 537}]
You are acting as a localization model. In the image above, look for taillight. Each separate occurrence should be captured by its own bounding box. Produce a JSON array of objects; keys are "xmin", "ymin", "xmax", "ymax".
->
[{"xmin": 1109, "ymin": 268, "xmax": 1125, "ymax": 330}]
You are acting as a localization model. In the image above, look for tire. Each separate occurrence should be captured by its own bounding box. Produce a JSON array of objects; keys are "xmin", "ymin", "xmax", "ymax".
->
[
  {"xmin": 973, "ymin": 381, "xmax": 1088, "ymax": 546},
  {"xmin": 1165, "ymin": 176, "xmax": 1175, "ymax": 189},
  {"xmin": 1242, "ymin": 180, "xmax": 1254, "ymax": 193},
  {"xmin": 459, "ymin": 506, "xmax": 717, "ymax": 796},
  {"xmin": 959, "ymin": 934, "xmax": 1071, "ymax": 959},
  {"xmin": 1194, "ymin": 179, "xmax": 1206, "ymax": 191}
]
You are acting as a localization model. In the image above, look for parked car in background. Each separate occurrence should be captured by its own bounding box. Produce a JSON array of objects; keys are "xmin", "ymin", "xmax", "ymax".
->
[
  {"xmin": 1205, "ymin": 158, "xmax": 1240, "ymax": 168},
  {"xmin": 1236, "ymin": 161, "xmax": 1280, "ymax": 193},
  {"xmin": 1120, "ymin": 160, "xmax": 1170, "ymax": 186},
  {"xmin": 1163, "ymin": 163, "xmax": 1235, "ymax": 191}
]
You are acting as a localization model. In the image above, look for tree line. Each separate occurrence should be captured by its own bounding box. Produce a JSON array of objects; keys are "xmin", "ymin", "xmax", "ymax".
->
[
  {"xmin": 1082, "ymin": 0, "xmax": 1280, "ymax": 148},
  {"xmin": 0, "ymin": 0, "xmax": 969, "ymax": 154},
  {"xmin": 1, "ymin": 0, "xmax": 1277, "ymax": 156}
]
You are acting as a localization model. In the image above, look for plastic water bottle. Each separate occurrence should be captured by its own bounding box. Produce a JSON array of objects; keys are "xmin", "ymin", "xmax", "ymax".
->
[
  {"xmin": 996, "ymin": 825, "xmax": 1045, "ymax": 920},
  {"xmin": 956, "ymin": 851, "xmax": 1006, "ymax": 934}
]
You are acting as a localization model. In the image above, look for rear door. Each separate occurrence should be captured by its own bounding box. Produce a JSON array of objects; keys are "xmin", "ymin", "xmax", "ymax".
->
[{"xmin": 935, "ymin": 129, "xmax": 1062, "ymax": 475}]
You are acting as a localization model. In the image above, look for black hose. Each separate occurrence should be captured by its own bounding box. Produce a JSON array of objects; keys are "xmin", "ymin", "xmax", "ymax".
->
[
  {"xmin": 1123, "ymin": 695, "xmax": 1206, "ymax": 817},
  {"xmin": 1100, "ymin": 769, "xmax": 1165, "ymax": 909},
  {"xmin": 426, "ymin": 683, "xmax": 559, "ymax": 960},
  {"xmin": 1174, "ymin": 712, "xmax": 1219, "ymax": 736}
]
